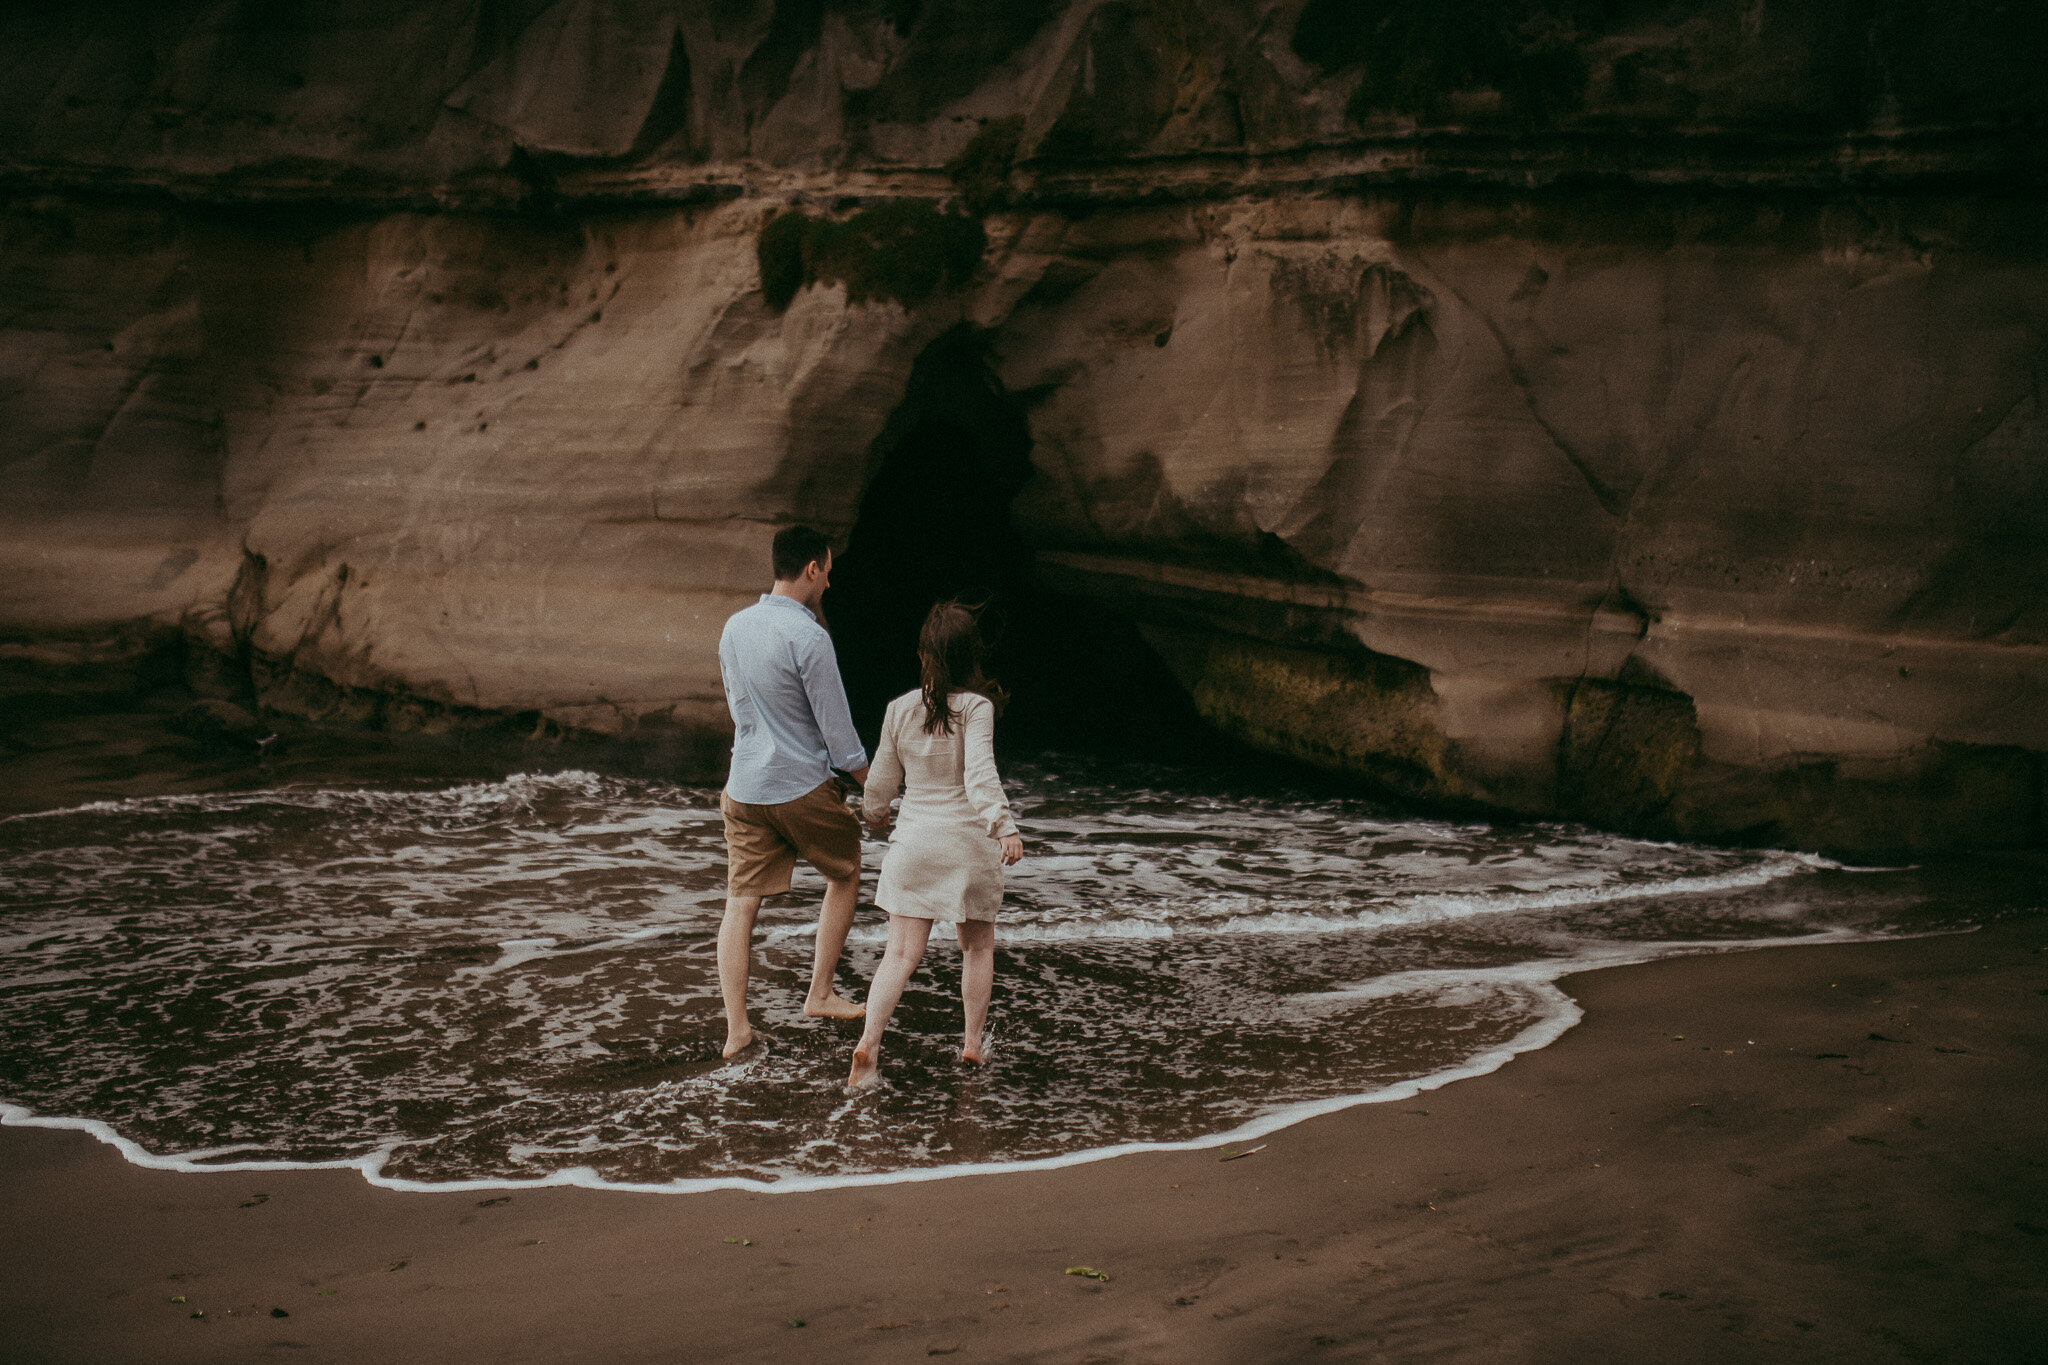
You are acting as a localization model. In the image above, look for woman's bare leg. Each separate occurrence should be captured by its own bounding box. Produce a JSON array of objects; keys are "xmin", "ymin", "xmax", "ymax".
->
[
  {"xmin": 847, "ymin": 915, "xmax": 931, "ymax": 1092},
  {"xmin": 957, "ymin": 918, "xmax": 995, "ymax": 1063}
]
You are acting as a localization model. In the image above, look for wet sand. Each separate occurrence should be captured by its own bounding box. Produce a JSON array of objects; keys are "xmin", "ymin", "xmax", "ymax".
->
[
  {"xmin": 0, "ymin": 708, "xmax": 530, "ymax": 820},
  {"xmin": 5, "ymin": 902, "xmax": 2043, "ymax": 1362}
]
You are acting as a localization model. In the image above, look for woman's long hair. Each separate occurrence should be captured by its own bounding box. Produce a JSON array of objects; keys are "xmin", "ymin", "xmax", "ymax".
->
[{"xmin": 917, "ymin": 600, "xmax": 1008, "ymax": 736}]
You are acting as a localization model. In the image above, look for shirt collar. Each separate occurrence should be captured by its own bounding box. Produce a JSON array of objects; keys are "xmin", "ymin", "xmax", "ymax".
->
[{"xmin": 759, "ymin": 592, "xmax": 818, "ymax": 622}]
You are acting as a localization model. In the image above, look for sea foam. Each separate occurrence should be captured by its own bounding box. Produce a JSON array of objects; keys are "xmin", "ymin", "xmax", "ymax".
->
[{"xmin": 0, "ymin": 760, "xmax": 1952, "ymax": 1192}]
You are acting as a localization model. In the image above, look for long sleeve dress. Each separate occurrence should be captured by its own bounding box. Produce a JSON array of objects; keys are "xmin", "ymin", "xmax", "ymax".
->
[{"xmin": 861, "ymin": 689, "xmax": 1019, "ymax": 922}]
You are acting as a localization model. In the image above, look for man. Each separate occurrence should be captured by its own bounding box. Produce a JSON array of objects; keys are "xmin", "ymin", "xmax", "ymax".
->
[{"xmin": 715, "ymin": 524, "xmax": 870, "ymax": 1058}]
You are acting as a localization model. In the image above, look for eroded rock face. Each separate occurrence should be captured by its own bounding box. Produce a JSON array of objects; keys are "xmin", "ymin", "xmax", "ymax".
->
[
  {"xmin": 2, "ymin": 1, "xmax": 2043, "ymax": 854},
  {"xmin": 2, "ymin": 192, "xmax": 971, "ymax": 772},
  {"xmin": 994, "ymin": 194, "xmax": 2048, "ymax": 851}
]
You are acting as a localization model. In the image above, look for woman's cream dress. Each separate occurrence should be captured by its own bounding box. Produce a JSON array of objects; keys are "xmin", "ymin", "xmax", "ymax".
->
[{"xmin": 862, "ymin": 690, "xmax": 1019, "ymax": 922}]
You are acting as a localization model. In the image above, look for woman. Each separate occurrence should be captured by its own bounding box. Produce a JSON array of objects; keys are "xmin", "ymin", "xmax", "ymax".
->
[{"xmin": 847, "ymin": 601, "xmax": 1024, "ymax": 1093}]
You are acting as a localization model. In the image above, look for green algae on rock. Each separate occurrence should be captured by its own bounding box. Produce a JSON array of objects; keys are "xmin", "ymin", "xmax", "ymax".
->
[
  {"xmin": 945, "ymin": 116, "xmax": 1025, "ymax": 217},
  {"xmin": 756, "ymin": 202, "xmax": 985, "ymax": 312}
]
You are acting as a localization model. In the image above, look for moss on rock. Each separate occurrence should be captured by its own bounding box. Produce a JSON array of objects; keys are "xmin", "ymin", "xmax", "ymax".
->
[
  {"xmin": 1147, "ymin": 625, "xmax": 1472, "ymax": 804},
  {"xmin": 945, "ymin": 115, "xmax": 1024, "ymax": 216},
  {"xmin": 1293, "ymin": 0, "xmax": 1590, "ymax": 127},
  {"xmin": 756, "ymin": 209, "xmax": 811, "ymax": 311},
  {"xmin": 755, "ymin": 200, "xmax": 986, "ymax": 313},
  {"xmin": 1555, "ymin": 673, "xmax": 1703, "ymax": 829},
  {"xmin": 1663, "ymin": 742, "xmax": 2044, "ymax": 861}
]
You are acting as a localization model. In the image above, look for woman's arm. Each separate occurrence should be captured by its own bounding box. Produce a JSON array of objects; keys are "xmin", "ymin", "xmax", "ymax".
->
[
  {"xmin": 961, "ymin": 696, "xmax": 1019, "ymax": 843},
  {"xmin": 862, "ymin": 704, "xmax": 904, "ymax": 832}
]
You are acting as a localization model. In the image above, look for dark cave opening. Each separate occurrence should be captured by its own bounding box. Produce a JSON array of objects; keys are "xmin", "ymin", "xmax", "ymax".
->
[{"xmin": 824, "ymin": 327, "xmax": 1220, "ymax": 760}]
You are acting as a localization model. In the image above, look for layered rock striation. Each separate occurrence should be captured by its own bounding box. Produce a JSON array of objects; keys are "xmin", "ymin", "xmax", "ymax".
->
[{"xmin": 3, "ymin": 1, "xmax": 2043, "ymax": 854}]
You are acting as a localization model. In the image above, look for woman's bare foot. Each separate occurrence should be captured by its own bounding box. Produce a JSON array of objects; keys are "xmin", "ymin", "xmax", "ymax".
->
[
  {"xmin": 961, "ymin": 1036, "xmax": 989, "ymax": 1065},
  {"xmin": 721, "ymin": 1027, "xmax": 760, "ymax": 1060},
  {"xmin": 804, "ymin": 992, "xmax": 866, "ymax": 1020},
  {"xmin": 846, "ymin": 1044, "xmax": 881, "ymax": 1094}
]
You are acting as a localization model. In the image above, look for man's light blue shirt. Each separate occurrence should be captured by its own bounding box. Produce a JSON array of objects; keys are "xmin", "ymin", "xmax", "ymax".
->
[{"xmin": 718, "ymin": 593, "xmax": 869, "ymax": 805}]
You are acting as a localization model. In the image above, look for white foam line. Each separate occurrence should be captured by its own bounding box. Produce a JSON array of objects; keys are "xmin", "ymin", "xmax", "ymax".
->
[
  {"xmin": 458, "ymin": 921, "xmax": 702, "ymax": 977},
  {"xmin": 768, "ymin": 855, "xmax": 1864, "ymax": 948},
  {"xmin": 1289, "ymin": 930, "xmax": 1867, "ymax": 1005},
  {"xmin": 0, "ymin": 925, "xmax": 1954, "ymax": 1198},
  {"xmin": 0, "ymin": 770, "xmax": 674, "ymax": 825},
  {"xmin": 0, "ymin": 1106, "xmax": 372, "ymax": 1175},
  {"xmin": 1375, "ymin": 854, "xmax": 1837, "ymax": 922}
]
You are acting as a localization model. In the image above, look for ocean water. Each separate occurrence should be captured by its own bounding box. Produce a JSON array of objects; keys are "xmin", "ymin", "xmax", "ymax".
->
[{"xmin": 0, "ymin": 758, "xmax": 2001, "ymax": 1193}]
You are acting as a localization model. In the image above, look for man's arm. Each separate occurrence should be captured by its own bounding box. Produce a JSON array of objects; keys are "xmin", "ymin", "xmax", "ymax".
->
[{"xmin": 795, "ymin": 628, "xmax": 870, "ymax": 779}]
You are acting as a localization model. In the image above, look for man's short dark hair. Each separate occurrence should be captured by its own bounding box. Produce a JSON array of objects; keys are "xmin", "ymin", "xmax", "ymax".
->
[{"xmin": 772, "ymin": 525, "xmax": 833, "ymax": 581}]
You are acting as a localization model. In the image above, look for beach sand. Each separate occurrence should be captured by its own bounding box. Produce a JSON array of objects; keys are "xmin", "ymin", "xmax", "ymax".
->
[{"xmin": 4, "ymin": 906, "xmax": 2044, "ymax": 1363}]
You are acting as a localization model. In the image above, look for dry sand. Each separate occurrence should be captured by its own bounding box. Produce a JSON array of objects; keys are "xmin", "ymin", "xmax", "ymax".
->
[{"xmin": 5, "ymin": 909, "xmax": 2045, "ymax": 1363}]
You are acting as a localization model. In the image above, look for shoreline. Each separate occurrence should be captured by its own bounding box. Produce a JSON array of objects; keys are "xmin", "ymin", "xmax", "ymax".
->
[
  {"xmin": 0, "ymin": 927, "xmax": 1884, "ymax": 1198},
  {"xmin": 6, "ymin": 914, "xmax": 2043, "ymax": 1362}
]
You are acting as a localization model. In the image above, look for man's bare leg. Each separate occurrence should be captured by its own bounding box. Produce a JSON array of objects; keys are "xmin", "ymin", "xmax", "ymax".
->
[
  {"xmin": 847, "ymin": 915, "xmax": 931, "ymax": 1092},
  {"xmin": 718, "ymin": 894, "xmax": 764, "ymax": 1058},
  {"xmin": 804, "ymin": 872, "xmax": 866, "ymax": 1019},
  {"xmin": 958, "ymin": 918, "xmax": 994, "ymax": 1063}
]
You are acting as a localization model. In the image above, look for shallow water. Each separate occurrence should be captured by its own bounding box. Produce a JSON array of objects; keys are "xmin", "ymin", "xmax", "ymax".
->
[{"xmin": 0, "ymin": 757, "xmax": 2014, "ymax": 1192}]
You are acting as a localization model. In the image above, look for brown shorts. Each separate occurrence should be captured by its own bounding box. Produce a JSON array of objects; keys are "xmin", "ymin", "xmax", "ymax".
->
[{"xmin": 720, "ymin": 778, "xmax": 863, "ymax": 897}]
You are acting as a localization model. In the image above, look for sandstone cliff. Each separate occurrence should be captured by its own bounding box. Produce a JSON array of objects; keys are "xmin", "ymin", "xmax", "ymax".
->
[{"xmin": 3, "ymin": 1, "xmax": 2043, "ymax": 855}]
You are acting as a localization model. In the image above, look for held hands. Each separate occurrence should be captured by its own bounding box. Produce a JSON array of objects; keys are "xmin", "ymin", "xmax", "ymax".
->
[{"xmin": 998, "ymin": 834, "xmax": 1024, "ymax": 866}]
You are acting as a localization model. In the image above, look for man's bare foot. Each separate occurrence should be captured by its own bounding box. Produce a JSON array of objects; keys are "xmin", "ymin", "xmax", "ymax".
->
[
  {"xmin": 721, "ymin": 1027, "xmax": 760, "ymax": 1060},
  {"xmin": 961, "ymin": 1037, "xmax": 989, "ymax": 1065},
  {"xmin": 804, "ymin": 992, "xmax": 866, "ymax": 1021},
  {"xmin": 846, "ymin": 1044, "xmax": 881, "ymax": 1094}
]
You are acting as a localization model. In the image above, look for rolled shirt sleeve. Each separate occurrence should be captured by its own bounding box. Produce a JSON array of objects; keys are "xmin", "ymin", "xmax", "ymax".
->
[
  {"xmin": 796, "ymin": 629, "xmax": 870, "ymax": 775},
  {"xmin": 961, "ymin": 695, "xmax": 1019, "ymax": 840},
  {"xmin": 862, "ymin": 703, "xmax": 904, "ymax": 827}
]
